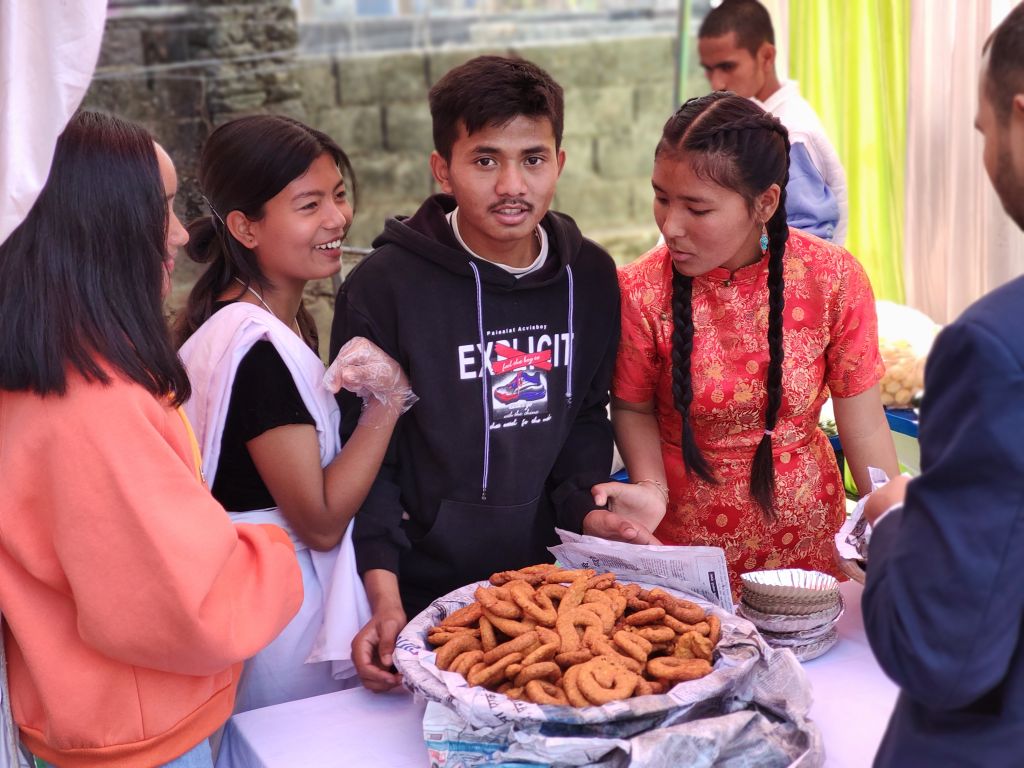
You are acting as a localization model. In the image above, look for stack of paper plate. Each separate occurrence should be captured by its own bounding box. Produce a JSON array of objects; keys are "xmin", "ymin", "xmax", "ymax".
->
[{"xmin": 738, "ymin": 569, "xmax": 842, "ymax": 662}]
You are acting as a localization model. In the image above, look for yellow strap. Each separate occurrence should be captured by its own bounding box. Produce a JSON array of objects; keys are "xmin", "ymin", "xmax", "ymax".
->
[{"xmin": 175, "ymin": 406, "xmax": 206, "ymax": 486}]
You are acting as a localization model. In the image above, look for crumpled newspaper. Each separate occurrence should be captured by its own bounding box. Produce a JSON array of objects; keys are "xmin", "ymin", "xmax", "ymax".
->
[
  {"xmin": 835, "ymin": 467, "xmax": 891, "ymax": 562},
  {"xmin": 395, "ymin": 573, "xmax": 822, "ymax": 767}
]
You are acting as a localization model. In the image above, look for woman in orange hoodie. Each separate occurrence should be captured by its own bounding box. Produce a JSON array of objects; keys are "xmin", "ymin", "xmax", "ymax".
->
[{"xmin": 0, "ymin": 112, "xmax": 303, "ymax": 767}]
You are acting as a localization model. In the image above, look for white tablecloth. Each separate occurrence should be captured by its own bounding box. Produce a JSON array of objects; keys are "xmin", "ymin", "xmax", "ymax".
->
[
  {"xmin": 804, "ymin": 581, "xmax": 899, "ymax": 767},
  {"xmin": 217, "ymin": 581, "xmax": 898, "ymax": 768},
  {"xmin": 216, "ymin": 688, "xmax": 428, "ymax": 768}
]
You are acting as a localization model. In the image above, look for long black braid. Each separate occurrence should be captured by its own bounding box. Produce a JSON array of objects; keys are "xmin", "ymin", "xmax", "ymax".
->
[
  {"xmin": 671, "ymin": 270, "xmax": 716, "ymax": 483},
  {"xmin": 658, "ymin": 92, "xmax": 791, "ymax": 519}
]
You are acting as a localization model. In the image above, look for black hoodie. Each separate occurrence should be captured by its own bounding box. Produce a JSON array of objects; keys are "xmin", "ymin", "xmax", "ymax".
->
[{"xmin": 330, "ymin": 194, "xmax": 619, "ymax": 616}]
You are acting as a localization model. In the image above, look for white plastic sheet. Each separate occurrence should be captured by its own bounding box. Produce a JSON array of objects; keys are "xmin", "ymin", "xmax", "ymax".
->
[{"xmin": 0, "ymin": 0, "xmax": 106, "ymax": 247}]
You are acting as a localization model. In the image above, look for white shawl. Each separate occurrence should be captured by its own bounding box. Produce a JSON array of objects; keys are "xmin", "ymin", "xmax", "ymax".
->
[{"xmin": 179, "ymin": 303, "xmax": 370, "ymax": 677}]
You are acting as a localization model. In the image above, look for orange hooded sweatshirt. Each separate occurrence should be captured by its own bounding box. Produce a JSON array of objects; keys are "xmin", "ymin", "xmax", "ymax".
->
[{"xmin": 0, "ymin": 371, "xmax": 303, "ymax": 767}]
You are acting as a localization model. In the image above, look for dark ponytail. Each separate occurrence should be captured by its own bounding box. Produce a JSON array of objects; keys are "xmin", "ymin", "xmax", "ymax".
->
[
  {"xmin": 656, "ymin": 92, "xmax": 791, "ymax": 518},
  {"xmin": 175, "ymin": 115, "xmax": 355, "ymax": 351}
]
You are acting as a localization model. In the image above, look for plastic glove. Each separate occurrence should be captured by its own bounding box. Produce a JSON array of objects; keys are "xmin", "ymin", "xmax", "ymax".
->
[{"xmin": 323, "ymin": 336, "xmax": 417, "ymax": 427}]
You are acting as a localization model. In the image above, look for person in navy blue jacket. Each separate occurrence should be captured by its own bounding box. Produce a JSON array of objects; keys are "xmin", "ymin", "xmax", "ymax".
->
[{"xmin": 861, "ymin": 6, "xmax": 1024, "ymax": 765}]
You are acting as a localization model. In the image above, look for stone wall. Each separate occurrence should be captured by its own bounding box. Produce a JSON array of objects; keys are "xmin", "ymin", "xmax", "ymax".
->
[
  {"xmin": 85, "ymin": 3, "xmax": 675, "ymax": 353},
  {"xmin": 306, "ymin": 37, "xmax": 676, "ymax": 256}
]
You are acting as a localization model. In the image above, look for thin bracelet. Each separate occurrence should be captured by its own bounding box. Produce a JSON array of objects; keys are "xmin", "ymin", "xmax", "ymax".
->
[{"xmin": 636, "ymin": 478, "xmax": 669, "ymax": 502}]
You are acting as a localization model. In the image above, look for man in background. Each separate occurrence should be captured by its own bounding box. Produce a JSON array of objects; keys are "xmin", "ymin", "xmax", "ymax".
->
[{"xmin": 698, "ymin": 0, "xmax": 848, "ymax": 243}]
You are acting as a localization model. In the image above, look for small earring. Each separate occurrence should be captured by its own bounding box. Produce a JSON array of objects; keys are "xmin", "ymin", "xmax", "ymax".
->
[{"xmin": 759, "ymin": 224, "xmax": 769, "ymax": 254}]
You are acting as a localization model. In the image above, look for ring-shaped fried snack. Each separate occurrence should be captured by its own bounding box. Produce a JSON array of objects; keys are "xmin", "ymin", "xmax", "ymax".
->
[
  {"xmin": 578, "ymin": 600, "xmax": 615, "ymax": 634},
  {"xmin": 555, "ymin": 607, "xmax": 604, "ymax": 653},
  {"xmin": 483, "ymin": 609, "xmax": 536, "ymax": 637},
  {"xmin": 555, "ymin": 649, "xmax": 593, "ymax": 668},
  {"xmin": 583, "ymin": 588, "xmax": 613, "ymax": 607},
  {"xmin": 584, "ymin": 626, "xmax": 617, "ymax": 657},
  {"xmin": 427, "ymin": 627, "xmax": 480, "ymax": 647},
  {"xmin": 490, "ymin": 570, "xmax": 528, "ymax": 586},
  {"xmin": 648, "ymin": 588, "xmax": 706, "ymax": 624},
  {"xmin": 544, "ymin": 568, "xmax": 595, "ymax": 584},
  {"xmin": 562, "ymin": 664, "xmax": 590, "ymax": 707},
  {"xmin": 449, "ymin": 650, "xmax": 485, "ymax": 677},
  {"xmin": 520, "ymin": 564, "xmax": 561, "ymax": 575},
  {"xmin": 537, "ymin": 583, "xmax": 567, "ymax": 605},
  {"xmin": 613, "ymin": 630, "xmax": 653, "ymax": 664},
  {"xmin": 635, "ymin": 624, "xmax": 675, "ymax": 644},
  {"xmin": 676, "ymin": 630, "xmax": 714, "ymax": 662},
  {"xmin": 585, "ymin": 632, "xmax": 643, "ymax": 673},
  {"xmin": 436, "ymin": 633, "xmax": 482, "ymax": 670},
  {"xmin": 672, "ymin": 638, "xmax": 695, "ymax": 660},
  {"xmin": 576, "ymin": 657, "xmax": 639, "ymax": 705},
  {"xmin": 624, "ymin": 607, "xmax": 666, "ymax": 626},
  {"xmin": 482, "ymin": 631, "xmax": 538, "ymax": 664},
  {"xmin": 662, "ymin": 615, "xmax": 710, "ymax": 636},
  {"xmin": 626, "ymin": 597, "xmax": 652, "ymax": 612},
  {"xmin": 467, "ymin": 651, "xmax": 525, "ymax": 688},
  {"xmin": 478, "ymin": 615, "xmax": 497, "ymax": 652},
  {"xmin": 508, "ymin": 580, "xmax": 558, "ymax": 627},
  {"xmin": 585, "ymin": 572, "xmax": 616, "ymax": 590},
  {"xmin": 521, "ymin": 641, "xmax": 559, "ymax": 667},
  {"xmin": 608, "ymin": 653, "xmax": 643, "ymax": 674},
  {"xmin": 608, "ymin": 591, "xmax": 628, "ymax": 619},
  {"xmin": 535, "ymin": 626, "xmax": 560, "ymax": 646},
  {"xmin": 707, "ymin": 614, "xmax": 722, "ymax": 647},
  {"xmin": 514, "ymin": 661, "xmax": 562, "ymax": 688},
  {"xmin": 492, "ymin": 564, "xmax": 559, "ymax": 586},
  {"xmin": 440, "ymin": 601, "xmax": 483, "ymax": 628},
  {"xmin": 475, "ymin": 587, "xmax": 521, "ymax": 619},
  {"xmin": 525, "ymin": 679, "xmax": 569, "ymax": 706},
  {"xmin": 556, "ymin": 577, "xmax": 589, "ymax": 615},
  {"xmin": 635, "ymin": 678, "xmax": 668, "ymax": 697},
  {"xmin": 646, "ymin": 656, "xmax": 713, "ymax": 682}
]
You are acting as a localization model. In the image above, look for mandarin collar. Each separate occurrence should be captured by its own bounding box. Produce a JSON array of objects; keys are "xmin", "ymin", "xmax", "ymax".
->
[{"xmin": 698, "ymin": 253, "xmax": 769, "ymax": 286}]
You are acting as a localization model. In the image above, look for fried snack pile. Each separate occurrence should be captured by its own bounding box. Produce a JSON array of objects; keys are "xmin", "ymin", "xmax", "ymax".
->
[{"xmin": 427, "ymin": 564, "xmax": 721, "ymax": 707}]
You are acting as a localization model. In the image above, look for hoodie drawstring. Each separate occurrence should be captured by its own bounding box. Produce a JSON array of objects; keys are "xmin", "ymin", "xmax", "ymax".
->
[
  {"xmin": 565, "ymin": 264, "xmax": 575, "ymax": 405},
  {"xmin": 469, "ymin": 261, "xmax": 490, "ymax": 501}
]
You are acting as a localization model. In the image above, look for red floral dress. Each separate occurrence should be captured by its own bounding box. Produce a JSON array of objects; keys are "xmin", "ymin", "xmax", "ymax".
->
[{"xmin": 614, "ymin": 229, "xmax": 883, "ymax": 596}]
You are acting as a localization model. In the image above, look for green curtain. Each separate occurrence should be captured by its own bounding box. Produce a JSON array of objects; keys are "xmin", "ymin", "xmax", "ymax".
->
[{"xmin": 788, "ymin": 0, "xmax": 908, "ymax": 302}]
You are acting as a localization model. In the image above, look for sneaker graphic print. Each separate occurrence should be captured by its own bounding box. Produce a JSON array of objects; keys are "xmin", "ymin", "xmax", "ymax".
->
[
  {"xmin": 489, "ymin": 342, "xmax": 551, "ymax": 421},
  {"xmin": 494, "ymin": 370, "xmax": 546, "ymax": 403}
]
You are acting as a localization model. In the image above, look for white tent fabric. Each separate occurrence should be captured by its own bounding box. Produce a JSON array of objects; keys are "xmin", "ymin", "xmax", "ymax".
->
[
  {"xmin": 903, "ymin": 0, "xmax": 1024, "ymax": 323},
  {"xmin": 0, "ymin": 0, "xmax": 107, "ymax": 248}
]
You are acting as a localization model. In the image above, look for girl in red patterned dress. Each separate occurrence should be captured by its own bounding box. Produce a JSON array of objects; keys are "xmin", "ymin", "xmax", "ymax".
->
[{"xmin": 598, "ymin": 93, "xmax": 899, "ymax": 596}]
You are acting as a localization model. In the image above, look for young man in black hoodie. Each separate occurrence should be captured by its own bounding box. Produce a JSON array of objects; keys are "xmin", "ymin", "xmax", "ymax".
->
[{"xmin": 330, "ymin": 55, "xmax": 661, "ymax": 692}]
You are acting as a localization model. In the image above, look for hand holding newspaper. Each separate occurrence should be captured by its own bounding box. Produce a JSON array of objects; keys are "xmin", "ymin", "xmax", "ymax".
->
[
  {"xmin": 834, "ymin": 466, "xmax": 892, "ymax": 561},
  {"xmin": 549, "ymin": 528, "xmax": 734, "ymax": 613}
]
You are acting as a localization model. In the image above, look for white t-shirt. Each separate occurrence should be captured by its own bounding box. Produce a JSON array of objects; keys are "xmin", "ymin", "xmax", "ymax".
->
[{"xmin": 447, "ymin": 208, "xmax": 549, "ymax": 278}]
